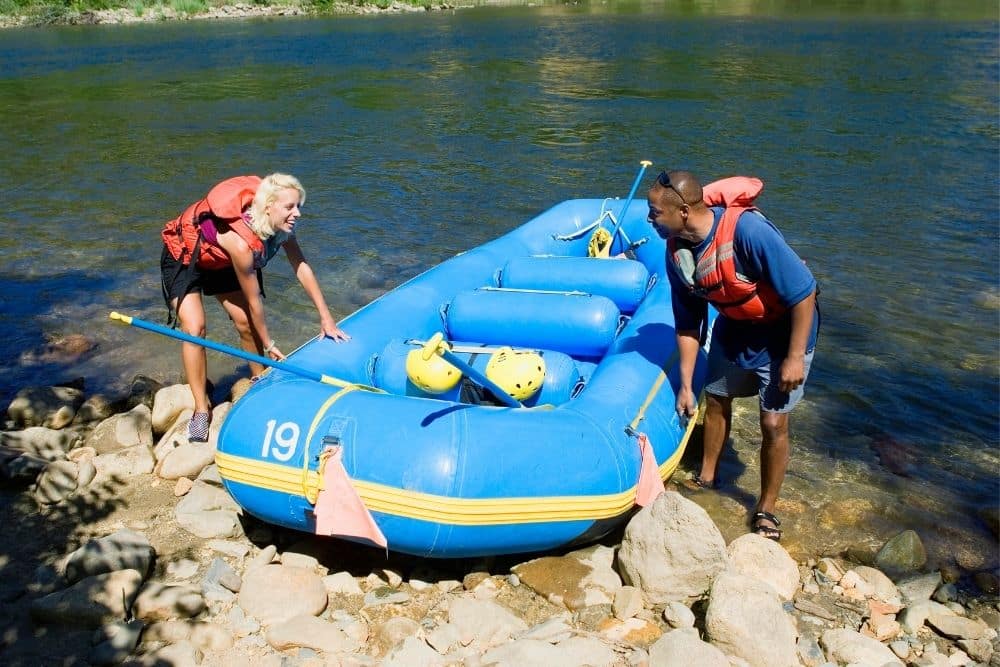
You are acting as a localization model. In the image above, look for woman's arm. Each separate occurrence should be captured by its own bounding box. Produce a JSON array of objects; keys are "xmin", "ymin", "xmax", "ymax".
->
[
  {"xmin": 283, "ymin": 236, "xmax": 350, "ymax": 341},
  {"xmin": 217, "ymin": 230, "xmax": 284, "ymax": 359}
]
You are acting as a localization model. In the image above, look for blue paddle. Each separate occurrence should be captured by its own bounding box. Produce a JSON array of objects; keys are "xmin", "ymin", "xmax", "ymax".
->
[
  {"xmin": 608, "ymin": 160, "xmax": 652, "ymax": 253},
  {"xmin": 109, "ymin": 312, "xmax": 371, "ymax": 390},
  {"xmin": 417, "ymin": 333, "xmax": 523, "ymax": 408}
]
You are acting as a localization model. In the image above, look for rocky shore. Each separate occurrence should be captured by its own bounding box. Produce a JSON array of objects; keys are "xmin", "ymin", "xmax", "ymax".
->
[
  {"xmin": 0, "ymin": 1, "xmax": 477, "ymax": 30},
  {"xmin": 1, "ymin": 374, "xmax": 998, "ymax": 666}
]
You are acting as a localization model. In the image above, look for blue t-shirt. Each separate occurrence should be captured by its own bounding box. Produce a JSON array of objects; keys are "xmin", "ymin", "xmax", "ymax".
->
[{"xmin": 668, "ymin": 207, "xmax": 819, "ymax": 368}]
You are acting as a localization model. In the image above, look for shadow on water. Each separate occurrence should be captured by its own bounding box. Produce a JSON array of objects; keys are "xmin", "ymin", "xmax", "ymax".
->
[{"xmin": 0, "ymin": 269, "xmax": 120, "ymax": 407}]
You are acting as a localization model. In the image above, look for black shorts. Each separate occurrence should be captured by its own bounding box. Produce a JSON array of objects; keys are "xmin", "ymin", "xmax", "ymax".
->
[{"xmin": 160, "ymin": 245, "xmax": 247, "ymax": 306}]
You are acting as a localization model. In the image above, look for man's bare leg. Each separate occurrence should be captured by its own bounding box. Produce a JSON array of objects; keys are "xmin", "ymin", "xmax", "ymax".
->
[
  {"xmin": 754, "ymin": 410, "xmax": 790, "ymax": 537},
  {"xmin": 696, "ymin": 393, "xmax": 732, "ymax": 485}
]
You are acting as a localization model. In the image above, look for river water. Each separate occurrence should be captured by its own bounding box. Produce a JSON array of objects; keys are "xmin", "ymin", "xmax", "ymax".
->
[{"xmin": 0, "ymin": 3, "xmax": 997, "ymax": 568}]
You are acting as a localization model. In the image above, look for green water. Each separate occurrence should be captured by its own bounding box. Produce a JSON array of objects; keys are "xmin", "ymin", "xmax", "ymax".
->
[{"xmin": 0, "ymin": 2, "xmax": 997, "ymax": 568}]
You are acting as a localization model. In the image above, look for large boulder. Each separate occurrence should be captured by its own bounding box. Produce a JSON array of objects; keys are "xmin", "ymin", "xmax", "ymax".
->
[
  {"xmin": 704, "ymin": 570, "xmax": 799, "ymax": 667},
  {"xmin": 617, "ymin": 491, "xmax": 729, "ymax": 603}
]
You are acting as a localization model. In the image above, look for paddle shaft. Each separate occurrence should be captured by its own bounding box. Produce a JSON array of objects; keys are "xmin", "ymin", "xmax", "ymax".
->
[
  {"xmin": 436, "ymin": 346, "xmax": 522, "ymax": 408},
  {"xmin": 108, "ymin": 312, "xmax": 351, "ymax": 388},
  {"xmin": 608, "ymin": 160, "xmax": 652, "ymax": 252}
]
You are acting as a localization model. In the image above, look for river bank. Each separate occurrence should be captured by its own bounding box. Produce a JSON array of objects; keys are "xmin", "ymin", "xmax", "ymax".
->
[
  {"xmin": 1, "ymin": 371, "xmax": 999, "ymax": 665},
  {"xmin": 2, "ymin": 372, "xmax": 998, "ymax": 665},
  {"xmin": 0, "ymin": 0, "xmax": 501, "ymax": 30}
]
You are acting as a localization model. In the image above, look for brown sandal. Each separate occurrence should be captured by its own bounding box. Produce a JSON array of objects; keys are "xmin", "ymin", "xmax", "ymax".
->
[{"xmin": 681, "ymin": 474, "xmax": 720, "ymax": 492}]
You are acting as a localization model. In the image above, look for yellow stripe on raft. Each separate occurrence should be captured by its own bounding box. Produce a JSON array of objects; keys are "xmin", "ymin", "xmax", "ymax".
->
[
  {"xmin": 216, "ymin": 349, "xmax": 698, "ymax": 526},
  {"xmin": 215, "ymin": 415, "xmax": 694, "ymax": 527}
]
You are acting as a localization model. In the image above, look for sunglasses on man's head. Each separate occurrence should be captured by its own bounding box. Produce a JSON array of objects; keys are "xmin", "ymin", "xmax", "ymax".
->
[{"xmin": 656, "ymin": 171, "xmax": 688, "ymax": 205}]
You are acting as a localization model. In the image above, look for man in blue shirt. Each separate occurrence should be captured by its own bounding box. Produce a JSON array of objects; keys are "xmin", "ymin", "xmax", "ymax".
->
[{"xmin": 647, "ymin": 170, "xmax": 819, "ymax": 541}]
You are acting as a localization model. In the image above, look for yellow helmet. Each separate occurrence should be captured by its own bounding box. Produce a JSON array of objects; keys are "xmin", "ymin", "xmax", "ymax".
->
[
  {"xmin": 406, "ymin": 347, "xmax": 462, "ymax": 394},
  {"xmin": 485, "ymin": 347, "xmax": 546, "ymax": 401}
]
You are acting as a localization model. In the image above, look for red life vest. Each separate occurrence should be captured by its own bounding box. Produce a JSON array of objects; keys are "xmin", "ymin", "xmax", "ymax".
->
[
  {"xmin": 161, "ymin": 175, "xmax": 265, "ymax": 271},
  {"xmin": 668, "ymin": 176, "xmax": 786, "ymax": 323}
]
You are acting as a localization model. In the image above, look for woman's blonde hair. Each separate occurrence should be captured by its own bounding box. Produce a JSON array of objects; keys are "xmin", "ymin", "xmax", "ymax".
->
[{"xmin": 247, "ymin": 173, "xmax": 306, "ymax": 240}]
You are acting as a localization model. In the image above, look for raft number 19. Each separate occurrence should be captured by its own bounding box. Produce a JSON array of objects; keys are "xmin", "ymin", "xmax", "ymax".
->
[{"xmin": 261, "ymin": 419, "xmax": 300, "ymax": 461}]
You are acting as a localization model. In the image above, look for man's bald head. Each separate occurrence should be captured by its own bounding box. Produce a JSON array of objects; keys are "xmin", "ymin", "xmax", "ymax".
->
[{"xmin": 651, "ymin": 170, "xmax": 703, "ymax": 207}]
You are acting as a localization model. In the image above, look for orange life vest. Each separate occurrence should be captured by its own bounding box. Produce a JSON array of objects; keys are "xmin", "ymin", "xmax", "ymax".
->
[
  {"xmin": 668, "ymin": 176, "xmax": 786, "ymax": 323},
  {"xmin": 161, "ymin": 175, "xmax": 265, "ymax": 271}
]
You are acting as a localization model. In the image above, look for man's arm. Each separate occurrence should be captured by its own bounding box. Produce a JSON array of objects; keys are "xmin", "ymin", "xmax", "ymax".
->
[
  {"xmin": 778, "ymin": 290, "xmax": 816, "ymax": 392},
  {"xmin": 676, "ymin": 329, "xmax": 702, "ymax": 419}
]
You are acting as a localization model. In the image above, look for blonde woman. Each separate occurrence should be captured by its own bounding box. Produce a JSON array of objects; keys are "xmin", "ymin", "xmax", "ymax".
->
[{"xmin": 160, "ymin": 173, "xmax": 349, "ymax": 442}]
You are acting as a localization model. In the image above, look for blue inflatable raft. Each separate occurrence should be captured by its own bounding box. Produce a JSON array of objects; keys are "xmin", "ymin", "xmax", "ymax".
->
[{"xmin": 216, "ymin": 196, "xmax": 711, "ymax": 558}]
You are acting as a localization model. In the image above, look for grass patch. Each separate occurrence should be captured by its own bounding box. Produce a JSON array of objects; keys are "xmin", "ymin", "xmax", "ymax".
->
[{"xmin": 169, "ymin": 0, "xmax": 205, "ymax": 14}]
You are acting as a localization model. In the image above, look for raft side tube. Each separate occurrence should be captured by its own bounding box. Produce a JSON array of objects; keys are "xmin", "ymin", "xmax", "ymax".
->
[
  {"xmin": 498, "ymin": 256, "xmax": 651, "ymax": 314},
  {"xmin": 445, "ymin": 289, "xmax": 621, "ymax": 358}
]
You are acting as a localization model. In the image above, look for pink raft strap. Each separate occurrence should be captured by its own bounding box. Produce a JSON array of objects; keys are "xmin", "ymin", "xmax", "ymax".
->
[
  {"xmin": 635, "ymin": 432, "xmax": 666, "ymax": 507},
  {"xmin": 313, "ymin": 446, "xmax": 387, "ymax": 550}
]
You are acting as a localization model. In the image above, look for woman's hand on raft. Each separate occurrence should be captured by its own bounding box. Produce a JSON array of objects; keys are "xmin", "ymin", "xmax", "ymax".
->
[
  {"xmin": 321, "ymin": 319, "xmax": 351, "ymax": 342},
  {"xmin": 267, "ymin": 345, "xmax": 286, "ymax": 361}
]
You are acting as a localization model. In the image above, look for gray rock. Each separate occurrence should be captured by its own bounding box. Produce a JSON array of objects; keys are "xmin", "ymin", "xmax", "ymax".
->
[
  {"xmin": 89, "ymin": 619, "xmax": 144, "ymax": 665},
  {"xmin": 132, "ymin": 582, "xmax": 205, "ymax": 622},
  {"xmin": 238, "ymin": 564, "xmax": 328, "ymax": 625},
  {"xmin": 381, "ymin": 636, "xmax": 445, "ymax": 667},
  {"xmin": 957, "ymin": 637, "xmax": 993, "ymax": 662},
  {"xmin": 227, "ymin": 605, "xmax": 260, "ymax": 637},
  {"xmin": 34, "ymin": 459, "xmax": 79, "ymax": 504},
  {"xmin": 852, "ymin": 565, "xmax": 900, "ymax": 603},
  {"xmin": 206, "ymin": 539, "xmax": 249, "ymax": 559},
  {"xmin": 30, "ymin": 569, "xmax": 143, "ymax": 628},
  {"xmin": 662, "ymin": 601, "xmax": 695, "ymax": 628},
  {"xmin": 374, "ymin": 616, "xmax": 421, "ymax": 655},
  {"xmin": 932, "ymin": 582, "xmax": 958, "ymax": 603},
  {"xmin": 157, "ymin": 441, "xmax": 217, "ymax": 480},
  {"xmin": 1, "ymin": 426, "xmax": 83, "ymax": 460},
  {"xmin": 726, "ymin": 533, "xmax": 800, "ymax": 600},
  {"xmin": 148, "ymin": 640, "xmax": 202, "ymax": 666},
  {"xmin": 92, "ymin": 442, "xmax": 156, "ymax": 482},
  {"xmin": 165, "ymin": 558, "xmax": 199, "ymax": 581},
  {"xmin": 0, "ymin": 446, "xmax": 49, "ymax": 481},
  {"xmin": 363, "ymin": 586, "xmax": 410, "ymax": 607},
  {"xmin": 617, "ymin": 491, "xmax": 729, "ymax": 603},
  {"xmin": 203, "ymin": 557, "xmax": 241, "ymax": 593},
  {"xmin": 7, "ymin": 385, "xmax": 84, "ymax": 428},
  {"xmin": 797, "ymin": 635, "xmax": 827, "ymax": 667},
  {"xmin": 64, "ymin": 529, "xmax": 154, "ymax": 584},
  {"xmin": 898, "ymin": 599, "xmax": 954, "ymax": 634},
  {"xmin": 613, "ymin": 585, "xmax": 643, "ymax": 620},
  {"xmin": 174, "ymin": 480, "xmax": 243, "ymax": 539},
  {"xmin": 897, "ymin": 572, "xmax": 943, "ymax": 605},
  {"xmin": 426, "ymin": 622, "xmax": 463, "ymax": 654},
  {"xmin": 448, "ymin": 597, "xmax": 528, "ymax": 650},
  {"xmin": 925, "ymin": 613, "xmax": 987, "ymax": 640},
  {"xmin": 125, "ymin": 375, "xmax": 164, "ymax": 411},
  {"xmin": 874, "ymin": 530, "xmax": 927, "ymax": 577},
  {"xmin": 517, "ymin": 616, "xmax": 574, "ymax": 644},
  {"xmin": 704, "ymin": 571, "xmax": 798, "ymax": 667},
  {"xmin": 819, "ymin": 628, "xmax": 903, "ymax": 666},
  {"xmin": 323, "ymin": 571, "xmax": 363, "ymax": 596},
  {"xmin": 84, "ymin": 404, "xmax": 153, "ymax": 455},
  {"xmin": 151, "ymin": 384, "xmax": 196, "ymax": 435},
  {"xmin": 265, "ymin": 614, "xmax": 360, "ymax": 653},
  {"xmin": 649, "ymin": 629, "xmax": 729, "ymax": 667}
]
